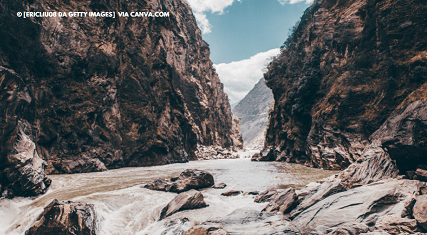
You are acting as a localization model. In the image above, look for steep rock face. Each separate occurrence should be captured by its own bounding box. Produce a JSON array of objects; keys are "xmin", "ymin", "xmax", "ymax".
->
[
  {"xmin": 230, "ymin": 115, "xmax": 243, "ymax": 149},
  {"xmin": 0, "ymin": 67, "xmax": 51, "ymax": 197},
  {"xmin": 264, "ymin": 0, "xmax": 427, "ymax": 169},
  {"xmin": 233, "ymin": 78, "xmax": 274, "ymax": 149},
  {"xmin": 0, "ymin": 0, "xmax": 238, "ymax": 174}
]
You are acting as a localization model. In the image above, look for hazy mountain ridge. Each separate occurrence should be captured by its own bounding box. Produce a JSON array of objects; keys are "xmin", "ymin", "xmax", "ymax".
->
[{"xmin": 232, "ymin": 78, "xmax": 274, "ymax": 149}]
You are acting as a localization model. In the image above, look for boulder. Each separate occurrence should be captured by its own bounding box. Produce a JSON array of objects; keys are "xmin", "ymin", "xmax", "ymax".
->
[
  {"xmin": 159, "ymin": 190, "xmax": 208, "ymax": 220},
  {"xmin": 221, "ymin": 190, "xmax": 242, "ymax": 197},
  {"xmin": 25, "ymin": 199, "xmax": 97, "ymax": 235},
  {"xmin": 262, "ymin": 188, "xmax": 298, "ymax": 214},
  {"xmin": 254, "ymin": 188, "xmax": 281, "ymax": 203},
  {"xmin": 290, "ymin": 181, "xmax": 346, "ymax": 218},
  {"xmin": 212, "ymin": 183, "xmax": 227, "ymax": 189},
  {"xmin": 144, "ymin": 169, "xmax": 214, "ymax": 193},
  {"xmin": 292, "ymin": 179, "xmax": 424, "ymax": 234},
  {"xmin": 186, "ymin": 209, "xmax": 300, "ymax": 235},
  {"xmin": 251, "ymin": 147, "xmax": 278, "ymax": 161},
  {"xmin": 248, "ymin": 191, "xmax": 259, "ymax": 195},
  {"xmin": 415, "ymin": 168, "xmax": 427, "ymax": 182},
  {"xmin": 413, "ymin": 195, "xmax": 427, "ymax": 230}
]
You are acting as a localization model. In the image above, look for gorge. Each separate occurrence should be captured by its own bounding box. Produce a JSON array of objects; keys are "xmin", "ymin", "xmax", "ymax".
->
[{"xmin": 1, "ymin": 0, "xmax": 427, "ymax": 234}]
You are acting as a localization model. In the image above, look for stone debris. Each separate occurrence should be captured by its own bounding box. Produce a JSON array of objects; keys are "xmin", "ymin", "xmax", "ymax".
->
[{"xmin": 195, "ymin": 145, "xmax": 240, "ymax": 160}]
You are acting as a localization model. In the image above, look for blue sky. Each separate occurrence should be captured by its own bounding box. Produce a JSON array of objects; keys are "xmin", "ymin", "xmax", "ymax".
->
[{"xmin": 185, "ymin": 0, "xmax": 312, "ymax": 104}]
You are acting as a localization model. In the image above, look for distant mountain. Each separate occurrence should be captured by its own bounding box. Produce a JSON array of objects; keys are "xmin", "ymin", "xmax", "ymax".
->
[
  {"xmin": 230, "ymin": 101, "xmax": 240, "ymax": 109},
  {"xmin": 232, "ymin": 78, "xmax": 274, "ymax": 149}
]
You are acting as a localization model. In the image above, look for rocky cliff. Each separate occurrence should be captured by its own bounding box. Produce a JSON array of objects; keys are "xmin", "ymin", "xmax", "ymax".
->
[
  {"xmin": 264, "ymin": 0, "xmax": 427, "ymax": 170},
  {"xmin": 0, "ymin": 0, "xmax": 239, "ymax": 196},
  {"xmin": 233, "ymin": 78, "xmax": 274, "ymax": 149}
]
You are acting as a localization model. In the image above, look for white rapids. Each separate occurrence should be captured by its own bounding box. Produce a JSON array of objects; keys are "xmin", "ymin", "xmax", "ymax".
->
[{"xmin": 0, "ymin": 156, "xmax": 338, "ymax": 235}]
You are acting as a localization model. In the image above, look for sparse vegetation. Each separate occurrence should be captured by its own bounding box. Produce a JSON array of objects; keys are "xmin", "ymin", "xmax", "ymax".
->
[{"xmin": 280, "ymin": 0, "xmax": 321, "ymax": 51}]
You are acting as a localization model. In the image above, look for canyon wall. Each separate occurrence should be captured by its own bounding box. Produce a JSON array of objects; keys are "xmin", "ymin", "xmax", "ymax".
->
[
  {"xmin": 264, "ymin": 0, "xmax": 427, "ymax": 170},
  {"xmin": 0, "ymin": 0, "xmax": 239, "ymax": 196}
]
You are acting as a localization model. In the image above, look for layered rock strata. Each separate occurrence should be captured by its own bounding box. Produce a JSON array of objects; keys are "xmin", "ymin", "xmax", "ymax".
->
[
  {"xmin": 264, "ymin": 0, "xmax": 427, "ymax": 170},
  {"xmin": 0, "ymin": 0, "xmax": 239, "ymax": 189},
  {"xmin": 292, "ymin": 179, "xmax": 424, "ymax": 234}
]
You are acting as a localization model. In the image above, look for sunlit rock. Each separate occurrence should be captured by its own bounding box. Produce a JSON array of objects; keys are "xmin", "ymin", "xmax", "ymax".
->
[
  {"xmin": 159, "ymin": 190, "xmax": 208, "ymax": 220},
  {"xmin": 292, "ymin": 179, "xmax": 423, "ymax": 234},
  {"xmin": 185, "ymin": 209, "xmax": 300, "ymax": 235},
  {"xmin": 262, "ymin": 188, "xmax": 298, "ymax": 214},
  {"xmin": 144, "ymin": 169, "xmax": 214, "ymax": 193},
  {"xmin": 25, "ymin": 199, "xmax": 98, "ymax": 235}
]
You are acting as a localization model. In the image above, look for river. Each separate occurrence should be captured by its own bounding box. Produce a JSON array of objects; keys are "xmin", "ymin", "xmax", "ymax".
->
[{"xmin": 0, "ymin": 156, "xmax": 338, "ymax": 235}]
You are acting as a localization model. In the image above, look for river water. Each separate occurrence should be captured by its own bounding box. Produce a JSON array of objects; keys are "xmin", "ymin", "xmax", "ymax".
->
[{"xmin": 0, "ymin": 156, "xmax": 338, "ymax": 235}]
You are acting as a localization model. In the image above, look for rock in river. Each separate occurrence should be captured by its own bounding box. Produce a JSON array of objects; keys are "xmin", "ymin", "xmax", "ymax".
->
[
  {"xmin": 25, "ymin": 199, "xmax": 98, "ymax": 235},
  {"xmin": 159, "ymin": 190, "xmax": 208, "ymax": 220},
  {"xmin": 212, "ymin": 183, "xmax": 227, "ymax": 189},
  {"xmin": 144, "ymin": 169, "xmax": 214, "ymax": 193},
  {"xmin": 221, "ymin": 190, "xmax": 242, "ymax": 197}
]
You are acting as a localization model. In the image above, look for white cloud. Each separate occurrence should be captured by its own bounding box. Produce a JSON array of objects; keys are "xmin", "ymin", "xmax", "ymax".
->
[
  {"xmin": 277, "ymin": 0, "xmax": 314, "ymax": 5},
  {"xmin": 185, "ymin": 0, "xmax": 238, "ymax": 34},
  {"xmin": 193, "ymin": 12, "xmax": 212, "ymax": 34},
  {"xmin": 214, "ymin": 48, "xmax": 281, "ymax": 104}
]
